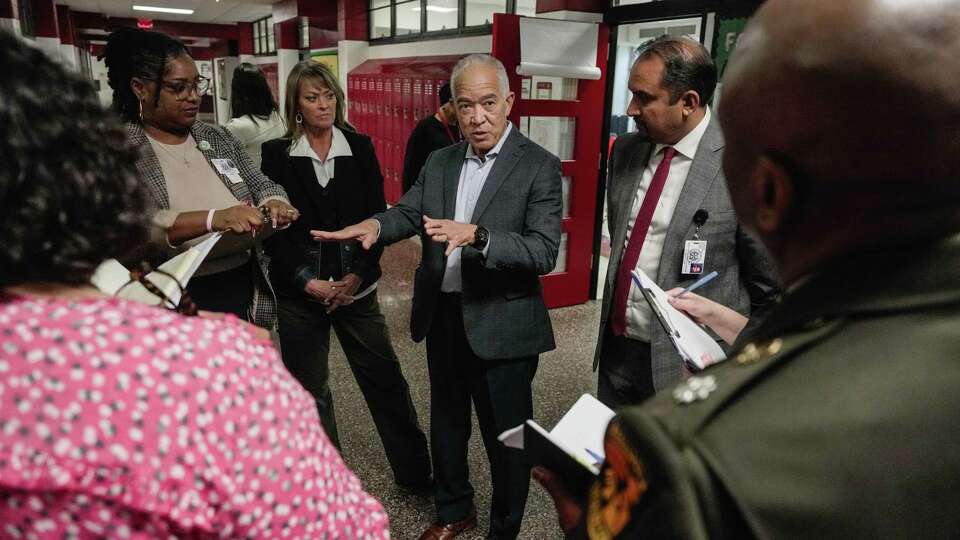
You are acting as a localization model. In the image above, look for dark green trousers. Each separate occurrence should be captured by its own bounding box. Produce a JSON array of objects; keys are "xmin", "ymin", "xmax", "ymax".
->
[{"xmin": 276, "ymin": 290, "xmax": 431, "ymax": 485}]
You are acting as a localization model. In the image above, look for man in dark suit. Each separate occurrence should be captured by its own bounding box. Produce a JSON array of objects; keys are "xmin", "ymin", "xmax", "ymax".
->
[
  {"xmin": 595, "ymin": 36, "xmax": 779, "ymax": 407},
  {"xmin": 315, "ymin": 54, "xmax": 562, "ymax": 540},
  {"xmin": 402, "ymin": 81, "xmax": 461, "ymax": 194},
  {"xmin": 535, "ymin": 0, "xmax": 960, "ymax": 536}
]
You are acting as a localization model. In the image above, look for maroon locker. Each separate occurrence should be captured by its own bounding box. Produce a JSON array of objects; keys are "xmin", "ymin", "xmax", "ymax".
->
[
  {"xmin": 402, "ymin": 78, "xmax": 413, "ymax": 138},
  {"xmin": 387, "ymin": 142, "xmax": 398, "ymax": 203},
  {"xmin": 394, "ymin": 142, "xmax": 402, "ymax": 200},
  {"xmin": 392, "ymin": 77, "xmax": 402, "ymax": 196},
  {"xmin": 387, "ymin": 76, "xmax": 395, "ymax": 150},
  {"xmin": 346, "ymin": 77, "xmax": 354, "ymax": 124},
  {"xmin": 375, "ymin": 77, "xmax": 385, "ymax": 168},
  {"xmin": 361, "ymin": 76, "xmax": 370, "ymax": 135},
  {"xmin": 360, "ymin": 77, "xmax": 369, "ymax": 146},
  {"xmin": 390, "ymin": 77, "xmax": 400, "ymax": 200},
  {"xmin": 424, "ymin": 78, "xmax": 435, "ymax": 120},
  {"xmin": 413, "ymin": 78, "xmax": 423, "ymax": 134},
  {"xmin": 380, "ymin": 75, "xmax": 389, "ymax": 193},
  {"xmin": 347, "ymin": 57, "xmax": 461, "ymax": 205},
  {"xmin": 387, "ymin": 77, "xmax": 396, "ymax": 146}
]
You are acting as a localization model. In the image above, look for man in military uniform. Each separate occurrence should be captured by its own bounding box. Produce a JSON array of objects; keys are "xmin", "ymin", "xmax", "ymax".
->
[{"xmin": 534, "ymin": 0, "xmax": 960, "ymax": 537}]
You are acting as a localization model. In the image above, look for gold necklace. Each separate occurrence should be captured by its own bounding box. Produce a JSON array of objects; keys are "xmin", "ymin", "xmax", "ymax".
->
[{"xmin": 154, "ymin": 137, "xmax": 193, "ymax": 166}]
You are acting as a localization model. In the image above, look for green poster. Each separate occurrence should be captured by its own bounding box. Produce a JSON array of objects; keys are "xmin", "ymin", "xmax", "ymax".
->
[{"xmin": 713, "ymin": 16, "xmax": 749, "ymax": 79}]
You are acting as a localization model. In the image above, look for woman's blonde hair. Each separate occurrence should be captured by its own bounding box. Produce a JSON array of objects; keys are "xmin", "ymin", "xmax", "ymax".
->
[{"xmin": 282, "ymin": 60, "xmax": 353, "ymax": 139}]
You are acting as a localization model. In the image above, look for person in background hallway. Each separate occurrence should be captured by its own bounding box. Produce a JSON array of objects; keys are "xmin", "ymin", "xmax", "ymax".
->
[
  {"xmin": 402, "ymin": 81, "xmax": 461, "ymax": 194},
  {"xmin": 594, "ymin": 35, "xmax": 779, "ymax": 408},
  {"xmin": 226, "ymin": 62, "xmax": 285, "ymax": 168},
  {"xmin": 0, "ymin": 29, "xmax": 389, "ymax": 538},
  {"xmin": 260, "ymin": 60, "xmax": 432, "ymax": 491},
  {"xmin": 316, "ymin": 54, "xmax": 562, "ymax": 540},
  {"xmin": 104, "ymin": 27, "xmax": 298, "ymax": 328},
  {"xmin": 535, "ymin": 0, "xmax": 960, "ymax": 536}
]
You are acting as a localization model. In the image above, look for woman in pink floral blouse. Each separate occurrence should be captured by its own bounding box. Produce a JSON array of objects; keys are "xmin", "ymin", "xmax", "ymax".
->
[{"xmin": 0, "ymin": 29, "xmax": 389, "ymax": 539}]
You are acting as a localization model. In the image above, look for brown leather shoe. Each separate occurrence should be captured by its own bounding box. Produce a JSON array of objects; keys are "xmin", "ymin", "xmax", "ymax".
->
[{"xmin": 417, "ymin": 507, "xmax": 478, "ymax": 540}]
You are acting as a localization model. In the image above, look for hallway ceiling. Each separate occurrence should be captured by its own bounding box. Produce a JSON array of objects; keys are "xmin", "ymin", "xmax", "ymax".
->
[{"xmin": 60, "ymin": 0, "xmax": 278, "ymax": 24}]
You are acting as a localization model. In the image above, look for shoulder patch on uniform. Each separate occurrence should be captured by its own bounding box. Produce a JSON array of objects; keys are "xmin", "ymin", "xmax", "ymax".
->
[{"xmin": 587, "ymin": 420, "xmax": 648, "ymax": 539}]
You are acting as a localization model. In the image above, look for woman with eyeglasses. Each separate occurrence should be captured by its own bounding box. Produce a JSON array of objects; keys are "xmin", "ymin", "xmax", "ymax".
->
[
  {"xmin": 104, "ymin": 27, "xmax": 299, "ymax": 328},
  {"xmin": 260, "ymin": 61, "xmax": 432, "ymax": 491},
  {"xmin": 0, "ymin": 29, "xmax": 389, "ymax": 537}
]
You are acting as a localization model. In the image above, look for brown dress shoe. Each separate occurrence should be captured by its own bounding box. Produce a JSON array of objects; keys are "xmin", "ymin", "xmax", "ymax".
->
[{"xmin": 417, "ymin": 507, "xmax": 478, "ymax": 540}]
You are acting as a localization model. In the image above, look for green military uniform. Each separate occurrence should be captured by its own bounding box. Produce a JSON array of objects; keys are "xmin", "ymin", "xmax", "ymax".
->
[{"xmin": 580, "ymin": 235, "xmax": 960, "ymax": 539}]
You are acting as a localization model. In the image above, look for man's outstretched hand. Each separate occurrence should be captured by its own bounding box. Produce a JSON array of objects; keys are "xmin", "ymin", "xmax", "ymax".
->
[
  {"xmin": 532, "ymin": 466, "xmax": 584, "ymax": 536},
  {"xmin": 311, "ymin": 219, "xmax": 380, "ymax": 250},
  {"xmin": 423, "ymin": 215, "xmax": 477, "ymax": 256}
]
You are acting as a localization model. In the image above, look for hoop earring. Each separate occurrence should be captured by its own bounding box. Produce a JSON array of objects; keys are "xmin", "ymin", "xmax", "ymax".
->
[
  {"xmin": 295, "ymin": 112, "xmax": 303, "ymax": 124},
  {"xmin": 138, "ymin": 99, "xmax": 144, "ymax": 122}
]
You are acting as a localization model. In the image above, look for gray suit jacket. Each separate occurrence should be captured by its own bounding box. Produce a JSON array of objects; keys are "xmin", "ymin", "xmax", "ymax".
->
[
  {"xmin": 377, "ymin": 128, "xmax": 562, "ymax": 360},
  {"xmin": 127, "ymin": 121, "xmax": 289, "ymax": 329},
  {"xmin": 595, "ymin": 118, "xmax": 780, "ymax": 390}
]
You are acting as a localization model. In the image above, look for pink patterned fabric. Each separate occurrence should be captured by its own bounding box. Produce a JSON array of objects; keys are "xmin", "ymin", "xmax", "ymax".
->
[{"xmin": 0, "ymin": 295, "xmax": 391, "ymax": 539}]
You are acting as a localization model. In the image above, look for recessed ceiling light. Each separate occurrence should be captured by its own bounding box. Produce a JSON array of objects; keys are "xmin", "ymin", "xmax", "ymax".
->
[
  {"xmin": 411, "ymin": 5, "xmax": 457, "ymax": 12},
  {"xmin": 132, "ymin": 5, "xmax": 194, "ymax": 15}
]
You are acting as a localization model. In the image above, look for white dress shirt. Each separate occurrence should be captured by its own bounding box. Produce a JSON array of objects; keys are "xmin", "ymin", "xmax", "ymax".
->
[
  {"xmin": 225, "ymin": 111, "xmax": 286, "ymax": 168},
  {"xmin": 622, "ymin": 108, "xmax": 712, "ymax": 341},
  {"xmin": 287, "ymin": 126, "xmax": 353, "ymax": 188},
  {"xmin": 439, "ymin": 123, "xmax": 511, "ymax": 293}
]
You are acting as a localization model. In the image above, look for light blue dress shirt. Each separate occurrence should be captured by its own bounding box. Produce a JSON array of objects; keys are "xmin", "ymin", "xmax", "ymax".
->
[{"xmin": 440, "ymin": 123, "xmax": 513, "ymax": 293}]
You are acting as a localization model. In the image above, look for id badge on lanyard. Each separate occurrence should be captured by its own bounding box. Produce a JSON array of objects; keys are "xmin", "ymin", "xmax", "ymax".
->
[{"xmin": 682, "ymin": 209, "xmax": 709, "ymax": 275}]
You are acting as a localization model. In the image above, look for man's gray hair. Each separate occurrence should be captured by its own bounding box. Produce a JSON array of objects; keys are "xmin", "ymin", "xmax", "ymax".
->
[{"xmin": 450, "ymin": 54, "xmax": 510, "ymax": 98}]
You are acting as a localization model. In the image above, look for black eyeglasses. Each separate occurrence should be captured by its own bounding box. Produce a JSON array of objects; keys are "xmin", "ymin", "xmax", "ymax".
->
[{"xmin": 155, "ymin": 76, "xmax": 211, "ymax": 100}]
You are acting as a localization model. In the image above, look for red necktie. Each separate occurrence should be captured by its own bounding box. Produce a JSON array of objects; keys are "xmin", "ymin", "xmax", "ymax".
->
[{"xmin": 610, "ymin": 146, "xmax": 677, "ymax": 336}]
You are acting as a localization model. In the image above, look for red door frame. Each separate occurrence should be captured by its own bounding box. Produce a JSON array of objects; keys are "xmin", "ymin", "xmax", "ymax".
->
[{"xmin": 492, "ymin": 13, "xmax": 609, "ymax": 309}]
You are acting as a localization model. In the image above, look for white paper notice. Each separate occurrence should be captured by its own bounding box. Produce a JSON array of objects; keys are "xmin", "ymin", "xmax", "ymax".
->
[
  {"xmin": 631, "ymin": 269, "xmax": 727, "ymax": 370},
  {"xmin": 517, "ymin": 18, "xmax": 602, "ymax": 80}
]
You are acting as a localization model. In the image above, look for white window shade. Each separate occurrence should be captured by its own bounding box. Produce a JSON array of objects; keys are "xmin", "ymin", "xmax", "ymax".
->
[{"xmin": 517, "ymin": 18, "xmax": 602, "ymax": 80}]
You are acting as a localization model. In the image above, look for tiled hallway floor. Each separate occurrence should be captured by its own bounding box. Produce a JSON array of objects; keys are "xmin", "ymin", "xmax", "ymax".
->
[{"xmin": 324, "ymin": 238, "xmax": 601, "ymax": 539}]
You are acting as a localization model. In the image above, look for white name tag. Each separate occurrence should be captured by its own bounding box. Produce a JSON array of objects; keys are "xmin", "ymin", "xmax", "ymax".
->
[
  {"xmin": 682, "ymin": 240, "xmax": 707, "ymax": 275},
  {"xmin": 212, "ymin": 158, "xmax": 240, "ymax": 176}
]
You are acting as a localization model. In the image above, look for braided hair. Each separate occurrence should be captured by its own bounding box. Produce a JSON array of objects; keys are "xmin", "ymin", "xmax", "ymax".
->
[{"xmin": 103, "ymin": 27, "xmax": 190, "ymax": 123}]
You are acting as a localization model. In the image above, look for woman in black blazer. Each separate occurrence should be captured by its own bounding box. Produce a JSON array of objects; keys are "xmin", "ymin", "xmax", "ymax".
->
[{"xmin": 261, "ymin": 61, "xmax": 431, "ymax": 491}]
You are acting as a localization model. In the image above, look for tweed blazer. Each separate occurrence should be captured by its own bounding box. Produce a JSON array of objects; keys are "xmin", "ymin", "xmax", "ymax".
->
[
  {"xmin": 377, "ymin": 128, "xmax": 562, "ymax": 360},
  {"xmin": 595, "ymin": 118, "xmax": 780, "ymax": 389},
  {"xmin": 126, "ymin": 121, "xmax": 289, "ymax": 328}
]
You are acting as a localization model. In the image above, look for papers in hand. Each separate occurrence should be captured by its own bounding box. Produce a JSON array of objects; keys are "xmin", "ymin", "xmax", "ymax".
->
[
  {"xmin": 499, "ymin": 394, "xmax": 615, "ymax": 493},
  {"xmin": 90, "ymin": 233, "xmax": 221, "ymax": 306},
  {"xmin": 630, "ymin": 269, "xmax": 726, "ymax": 371}
]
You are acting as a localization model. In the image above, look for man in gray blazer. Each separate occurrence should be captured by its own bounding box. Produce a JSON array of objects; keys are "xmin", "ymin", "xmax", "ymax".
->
[
  {"xmin": 595, "ymin": 36, "xmax": 779, "ymax": 407},
  {"xmin": 315, "ymin": 54, "xmax": 562, "ymax": 540}
]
